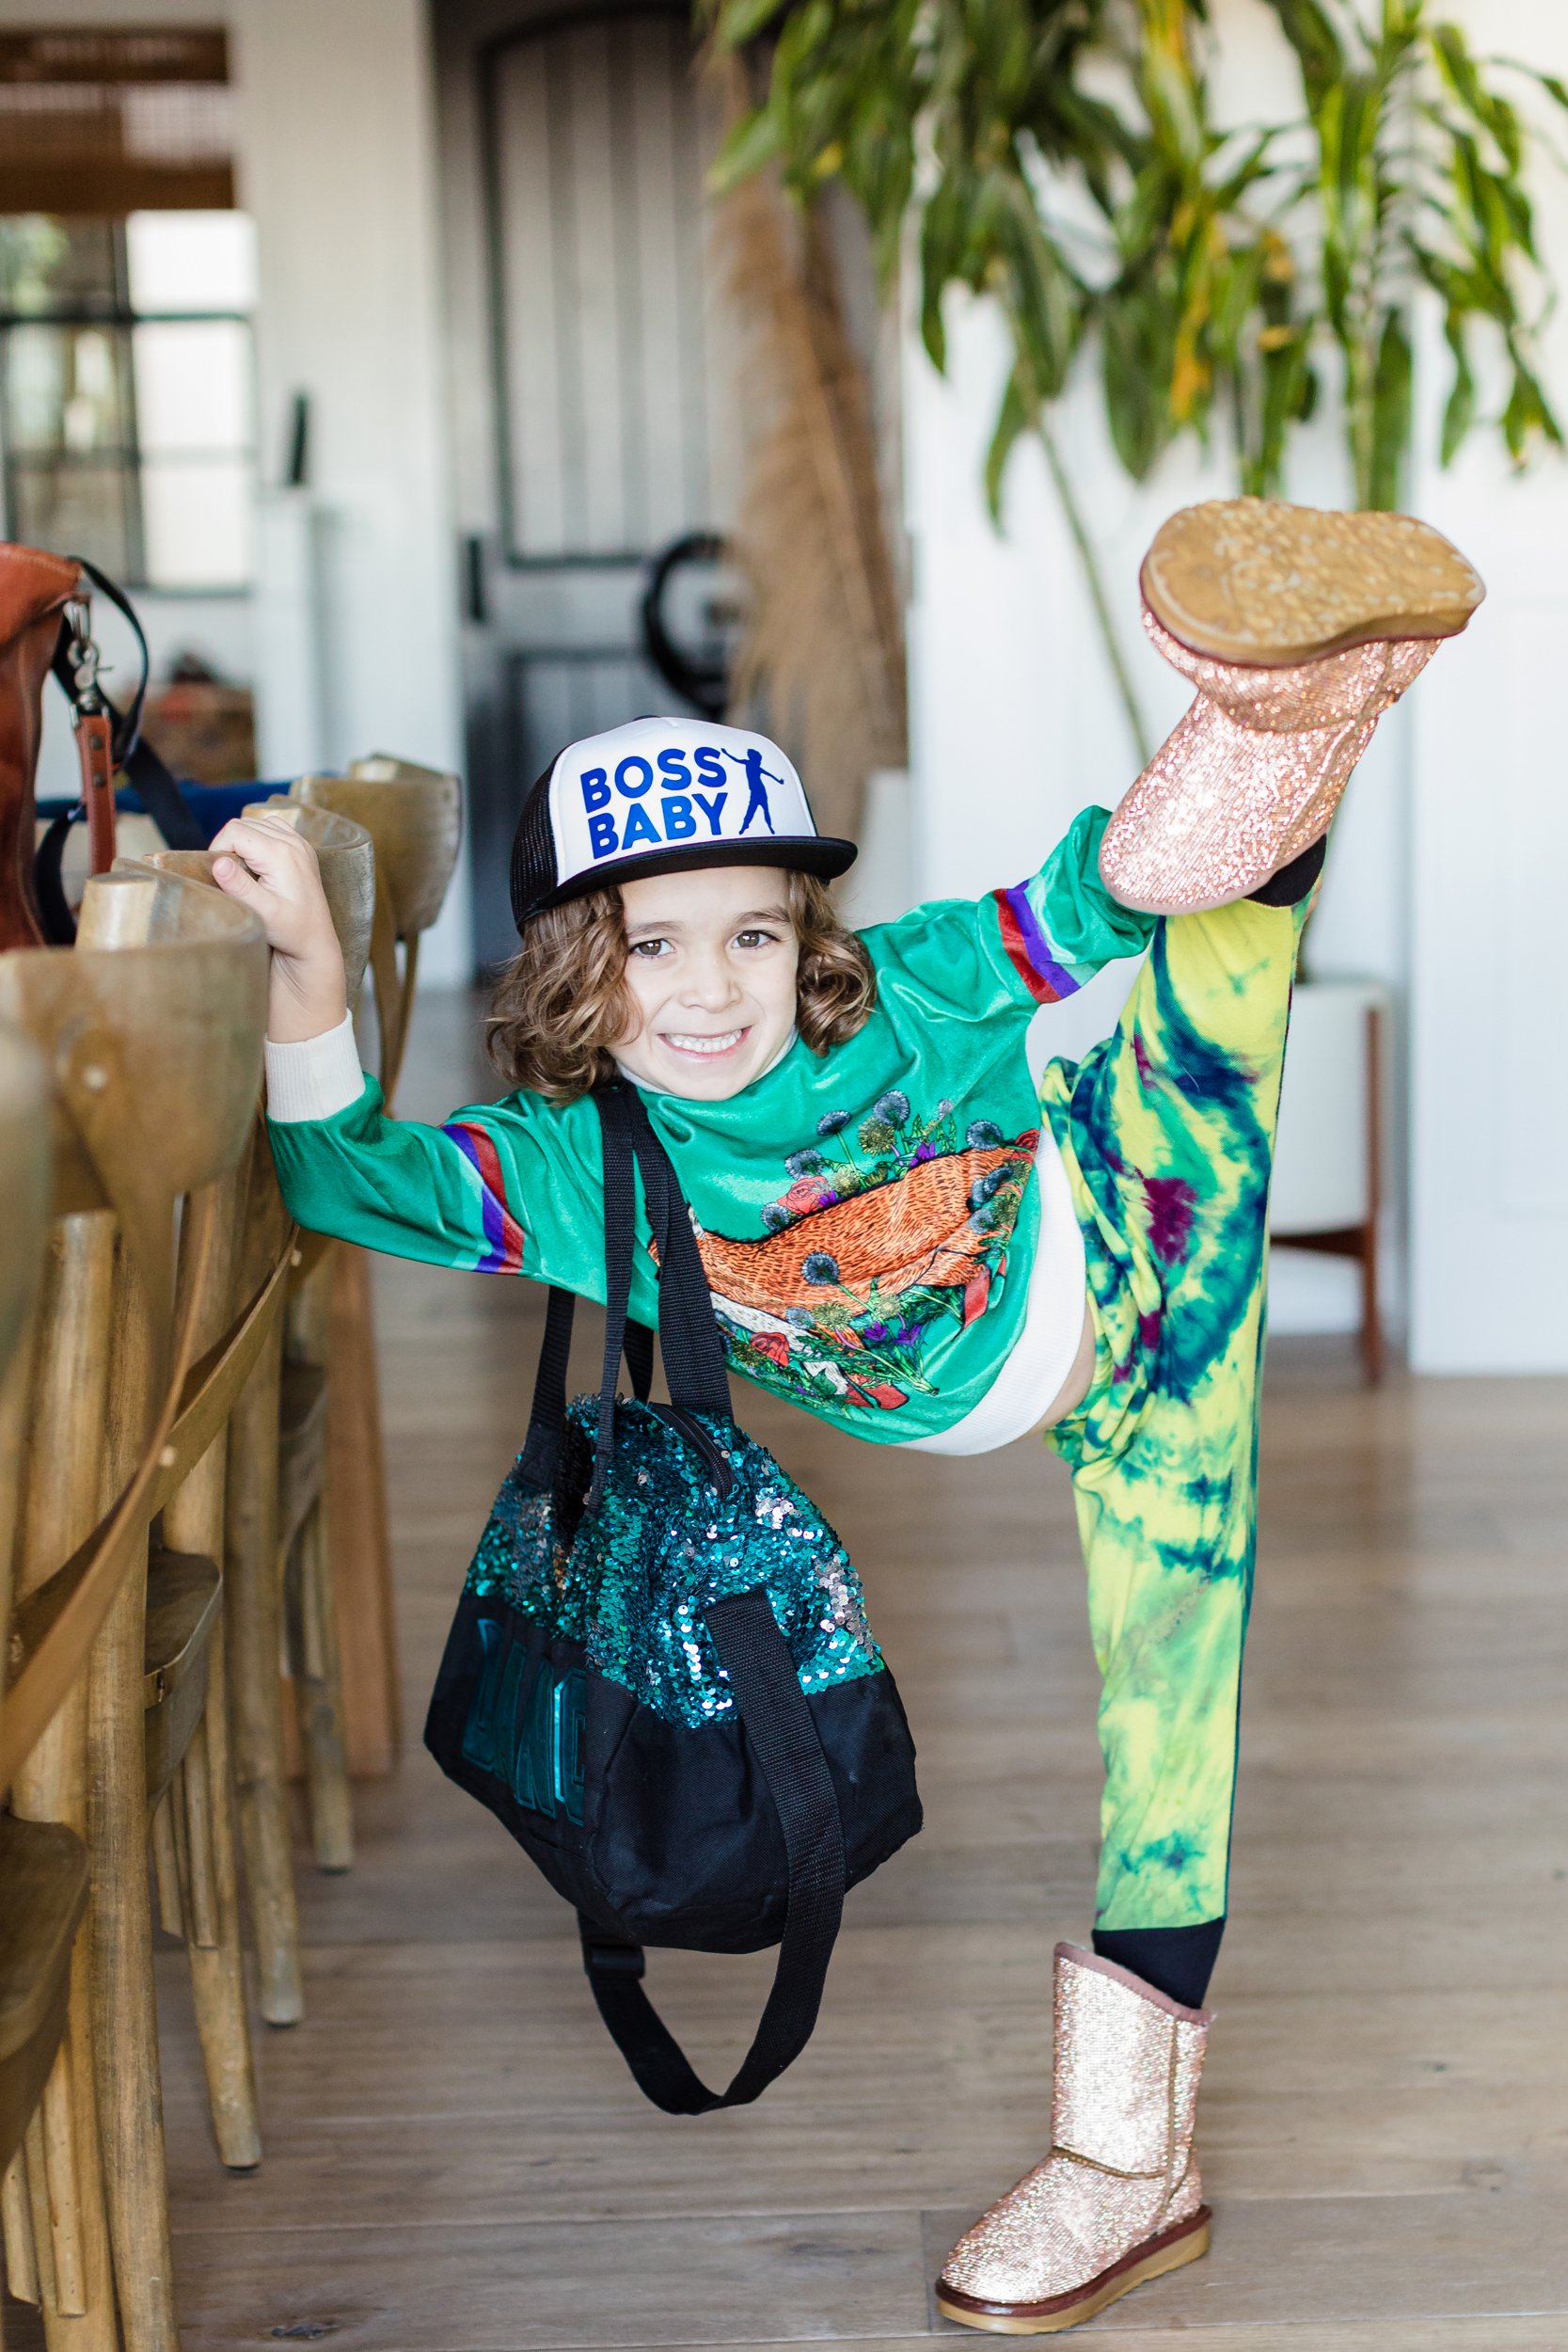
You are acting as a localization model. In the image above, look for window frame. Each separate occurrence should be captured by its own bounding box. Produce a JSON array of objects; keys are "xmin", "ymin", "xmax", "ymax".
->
[{"xmin": 0, "ymin": 212, "xmax": 257, "ymax": 596}]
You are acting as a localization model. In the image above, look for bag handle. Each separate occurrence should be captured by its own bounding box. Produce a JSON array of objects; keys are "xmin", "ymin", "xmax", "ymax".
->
[
  {"xmin": 515, "ymin": 1087, "xmax": 654, "ymax": 1491},
  {"xmin": 578, "ymin": 1089, "xmax": 840, "ymax": 2110},
  {"xmin": 517, "ymin": 1286, "xmax": 653, "ymax": 1489},
  {"xmin": 578, "ymin": 1581, "xmax": 847, "ymax": 2112},
  {"xmin": 617, "ymin": 1086, "xmax": 731, "ymax": 1417}
]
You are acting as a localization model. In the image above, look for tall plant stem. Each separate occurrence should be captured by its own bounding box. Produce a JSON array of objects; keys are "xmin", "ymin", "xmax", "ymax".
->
[{"xmin": 1037, "ymin": 414, "xmax": 1153, "ymax": 767}]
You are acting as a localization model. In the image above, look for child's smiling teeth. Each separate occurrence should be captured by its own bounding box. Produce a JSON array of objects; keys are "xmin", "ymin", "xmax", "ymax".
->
[{"xmin": 665, "ymin": 1028, "xmax": 746, "ymax": 1057}]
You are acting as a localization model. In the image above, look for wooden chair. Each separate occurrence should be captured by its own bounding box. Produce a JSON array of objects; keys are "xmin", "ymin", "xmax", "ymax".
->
[
  {"xmin": 1270, "ymin": 986, "xmax": 1387, "ymax": 1383},
  {"xmin": 0, "ymin": 1023, "xmax": 97, "ymax": 2345},
  {"xmin": 0, "ymin": 862, "xmax": 268, "ymax": 2349},
  {"xmin": 276, "ymin": 767, "xmax": 461, "ymax": 1844},
  {"xmin": 298, "ymin": 756, "xmax": 464, "ymax": 1105},
  {"xmin": 183, "ymin": 804, "xmax": 376, "ymax": 2023}
]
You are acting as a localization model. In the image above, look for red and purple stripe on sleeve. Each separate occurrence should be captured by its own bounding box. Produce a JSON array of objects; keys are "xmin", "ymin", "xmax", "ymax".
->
[
  {"xmin": 991, "ymin": 882, "xmax": 1082, "ymax": 1005},
  {"xmin": 441, "ymin": 1120, "xmax": 526, "ymax": 1274}
]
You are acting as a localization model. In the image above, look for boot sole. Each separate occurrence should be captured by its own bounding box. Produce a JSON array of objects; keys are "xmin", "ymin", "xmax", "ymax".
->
[
  {"xmin": 935, "ymin": 2205, "xmax": 1212, "ymax": 2334},
  {"xmin": 1141, "ymin": 498, "xmax": 1482, "ymax": 665}
]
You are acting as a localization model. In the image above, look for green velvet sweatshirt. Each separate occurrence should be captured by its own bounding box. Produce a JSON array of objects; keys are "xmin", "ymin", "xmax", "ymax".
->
[{"xmin": 266, "ymin": 804, "xmax": 1152, "ymax": 1445}]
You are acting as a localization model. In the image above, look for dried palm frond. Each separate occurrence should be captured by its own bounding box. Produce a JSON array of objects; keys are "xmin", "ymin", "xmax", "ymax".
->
[{"xmin": 714, "ymin": 152, "xmax": 907, "ymax": 844}]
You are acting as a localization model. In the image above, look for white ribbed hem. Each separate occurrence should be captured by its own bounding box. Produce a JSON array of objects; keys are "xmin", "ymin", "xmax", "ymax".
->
[
  {"xmin": 263, "ymin": 1012, "xmax": 365, "ymax": 1123},
  {"xmin": 900, "ymin": 1126, "xmax": 1088, "ymax": 1455}
]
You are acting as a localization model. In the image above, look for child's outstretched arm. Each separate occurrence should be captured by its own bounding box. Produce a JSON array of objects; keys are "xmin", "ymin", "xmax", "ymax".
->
[
  {"xmin": 871, "ymin": 805, "xmax": 1157, "ymax": 1017},
  {"xmin": 210, "ymin": 817, "xmax": 586, "ymax": 1285}
]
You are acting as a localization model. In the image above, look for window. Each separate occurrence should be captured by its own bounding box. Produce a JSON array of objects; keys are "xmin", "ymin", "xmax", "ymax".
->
[{"xmin": 0, "ymin": 208, "xmax": 255, "ymax": 591}]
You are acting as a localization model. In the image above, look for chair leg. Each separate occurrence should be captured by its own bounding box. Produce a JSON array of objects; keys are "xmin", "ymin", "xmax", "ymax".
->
[
  {"xmin": 88, "ymin": 1556, "xmax": 178, "ymax": 2352},
  {"xmin": 10, "ymin": 1219, "xmax": 125, "ymax": 2351},
  {"xmin": 34, "ymin": 2040, "xmax": 88, "ymax": 2318},
  {"xmin": 22, "ymin": 2114, "xmax": 55, "ymax": 2310},
  {"xmin": 4, "ymin": 1807, "xmax": 119, "ymax": 2352},
  {"xmin": 180, "ymin": 1624, "xmax": 261, "ymax": 2169},
  {"xmin": 293, "ymin": 1498, "xmax": 354, "ymax": 1873},
  {"xmin": 150, "ymin": 1797, "xmax": 182, "ymax": 1940},
  {"xmin": 225, "ymin": 1313, "xmax": 303, "ymax": 2027},
  {"xmin": 325, "ymin": 1246, "xmax": 400, "ymax": 1774},
  {"xmin": 2, "ymin": 2140, "xmax": 40, "ymax": 2307}
]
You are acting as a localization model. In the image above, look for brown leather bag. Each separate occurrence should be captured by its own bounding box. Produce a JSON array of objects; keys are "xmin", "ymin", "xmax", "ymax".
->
[{"xmin": 0, "ymin": 543, "xmax": 88, "ymax": 950}]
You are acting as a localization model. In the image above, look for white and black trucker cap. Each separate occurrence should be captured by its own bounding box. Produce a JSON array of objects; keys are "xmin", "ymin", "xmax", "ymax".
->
[{"xmin": 509, "ymin": 715, "xmax": 856, "ymax": 930}]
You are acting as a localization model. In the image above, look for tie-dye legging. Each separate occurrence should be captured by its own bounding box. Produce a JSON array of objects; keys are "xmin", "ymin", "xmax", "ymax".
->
[{"xmin": 1038, "ymin": 888, "xmax": 1307, "ymax": 1933}]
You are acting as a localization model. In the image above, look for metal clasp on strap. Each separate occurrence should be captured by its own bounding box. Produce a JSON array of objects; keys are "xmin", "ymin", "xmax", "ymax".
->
[{"xmin": 63, "ymin": 596, "xmax": 106, "ymax": 717}]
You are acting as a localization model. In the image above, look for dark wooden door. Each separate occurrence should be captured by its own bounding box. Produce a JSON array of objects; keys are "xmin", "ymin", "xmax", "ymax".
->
[{"xmin": 433, "ymin": 0, "xmax": 733, "ymax": 968}]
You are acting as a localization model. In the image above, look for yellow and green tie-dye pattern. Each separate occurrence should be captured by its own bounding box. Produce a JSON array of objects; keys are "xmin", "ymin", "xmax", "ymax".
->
[{"xmin": 1039, "ymin": 890, "xmax": 1309, "ymax": 1932}]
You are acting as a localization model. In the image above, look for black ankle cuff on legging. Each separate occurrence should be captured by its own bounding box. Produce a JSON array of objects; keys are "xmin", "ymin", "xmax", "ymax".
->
[
  {"xmin": 1248, "ymin": 835, "xmax": 1326, "ymax": 908},
  {"xmin": 1090, "ymin": 1917, "xmax": 1225, "ymax": 2010}
]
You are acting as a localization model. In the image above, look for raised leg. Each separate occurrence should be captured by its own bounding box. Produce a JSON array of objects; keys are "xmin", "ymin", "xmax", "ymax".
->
[{"xmin": 1044, "ymin": 893, "xmax": 1306, "ymax": 1933}]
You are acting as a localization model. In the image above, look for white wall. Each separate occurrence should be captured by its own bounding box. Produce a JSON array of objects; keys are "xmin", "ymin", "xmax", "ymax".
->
[
  {"xmin": 1405, "ymin": 0, "xmax": 1568, "ymax": 1370},
  {"xmin": 8, "ymin": 0, "xmax": 472, "ymax": 982},
  {"xmin": 903, "ymin": 0, "xmax": 1568, "ymax": 1362}
]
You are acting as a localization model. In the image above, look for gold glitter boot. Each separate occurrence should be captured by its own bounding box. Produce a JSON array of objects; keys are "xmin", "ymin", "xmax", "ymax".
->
[
  {"xmin": 935, "ymin": 1944, "xmax": 1211, "ymax": 2334},
  {"xmin": 1099, "ymin": 497, "xmax": 1483, "ymax": 915}
]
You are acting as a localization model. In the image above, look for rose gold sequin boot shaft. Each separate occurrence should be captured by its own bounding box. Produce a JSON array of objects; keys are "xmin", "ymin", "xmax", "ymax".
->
[
  {"xmin": 1099, "ymin": 498, "xmax": 1484, "ymax": 915},
  {"xmin": 936, "ymin": 1944, "xmax": 1211, "ymax": 2334}
]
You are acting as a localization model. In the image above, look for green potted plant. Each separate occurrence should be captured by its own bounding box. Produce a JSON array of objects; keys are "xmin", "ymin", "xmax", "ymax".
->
[{"xmin": 707, "ymin": 0, "xmax": 1567, "ymax": 757}]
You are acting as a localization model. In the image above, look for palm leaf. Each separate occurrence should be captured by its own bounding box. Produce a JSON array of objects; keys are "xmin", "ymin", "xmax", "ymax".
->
[{"xmin": 713, "ymin": 142, "xmax": 908, "ymax": 844}]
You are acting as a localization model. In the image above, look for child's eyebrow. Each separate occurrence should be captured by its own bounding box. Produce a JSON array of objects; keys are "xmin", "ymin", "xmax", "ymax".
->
[{"xmin": 623, "ymin": 905, "xmax": 791, "ymax": 937}]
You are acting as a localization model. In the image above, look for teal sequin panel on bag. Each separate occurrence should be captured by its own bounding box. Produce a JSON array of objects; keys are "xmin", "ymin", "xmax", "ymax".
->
[{"xmin": 465, "ymin": 1398, "xmax": 884, "ymax": 1731}]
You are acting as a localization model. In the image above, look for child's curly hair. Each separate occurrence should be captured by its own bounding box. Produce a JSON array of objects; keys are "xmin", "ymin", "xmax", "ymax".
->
[{"xmin": 487, "ymin": 870, "xmax": 877, "ymax": 1103}]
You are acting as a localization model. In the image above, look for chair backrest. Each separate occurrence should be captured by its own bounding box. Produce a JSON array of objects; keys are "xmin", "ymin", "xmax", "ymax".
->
[
  {"xmin": 247, "ymin": 798, "xmax": 377, "ymax": 1004},
  {"xmin": 0, "ymin": 867, "xmax": 266, "ymax": 1327},
  {"xmin": 302, "ymin": 759, "xmax": 463, "ymax": 943},
  {"xmin": 290, "ymin": 763, "xmax": 462, "ymax": 1104}
]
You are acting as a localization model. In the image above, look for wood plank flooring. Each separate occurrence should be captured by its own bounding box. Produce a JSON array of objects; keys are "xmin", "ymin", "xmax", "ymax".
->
[{"xmin": 9, "ymin": 991, "xmax": 1568, "ymax": 2351}]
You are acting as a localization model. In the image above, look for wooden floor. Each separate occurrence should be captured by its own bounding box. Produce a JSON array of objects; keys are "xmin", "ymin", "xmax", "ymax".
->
[{"xmin": 12, "ymin": 993, "xmax": 1568, "ymax": 2351}]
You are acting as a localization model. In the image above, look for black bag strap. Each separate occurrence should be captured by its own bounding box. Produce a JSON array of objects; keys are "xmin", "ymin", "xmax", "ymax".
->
[
  {"xmin": 515, "ymin": 1087, "xmax": 653, "ymax": 1493},
  {"xmin": 576, "ymin": 1087, "xmax": 840, "ymax": 2111},
  {"xmin": 617, "ymin": 1088, "xmax": 731, "ymax": 1418},
  {"xmin": 578, "ymin": 1581, "xmax": 847, "ymax": 2112},
  {"xmin": 516, "ymin": 1281, "xmax": 652, "ymax": 1490},
  {"xmin": 589, "ymin": 1084, "xmax": 641, "ymax": 1505},
  {"xmin": 33, "ymin": 807, "xmax": 79, "ymax": 947}
]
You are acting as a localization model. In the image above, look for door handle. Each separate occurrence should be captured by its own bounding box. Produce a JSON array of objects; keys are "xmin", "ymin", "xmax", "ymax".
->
[{"xmin": 463, "ymin": 533, "xmax": 487, "ymax": 628}]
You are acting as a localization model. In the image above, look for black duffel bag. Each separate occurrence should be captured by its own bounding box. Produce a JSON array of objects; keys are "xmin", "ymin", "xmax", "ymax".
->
[{"xmin": 425, "ymin": 1081, "xmax": 922, "ymax": 2112}]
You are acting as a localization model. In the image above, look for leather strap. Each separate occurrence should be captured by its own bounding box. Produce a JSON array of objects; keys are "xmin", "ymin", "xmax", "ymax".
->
[{"xmin": 76, "ymin": 707, "xmax": 116, "ymax": 875}]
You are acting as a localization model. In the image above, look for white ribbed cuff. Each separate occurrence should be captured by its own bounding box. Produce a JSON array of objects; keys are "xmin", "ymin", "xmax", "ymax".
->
[{"xmin": 263, "ymin": 1012, "xmax": 365, "ymax": 1123}]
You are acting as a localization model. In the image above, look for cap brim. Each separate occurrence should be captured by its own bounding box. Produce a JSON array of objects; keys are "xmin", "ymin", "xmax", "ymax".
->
[{"xmin": 531, "ymin": 834, "xmax": 858, "ymax": 919}]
